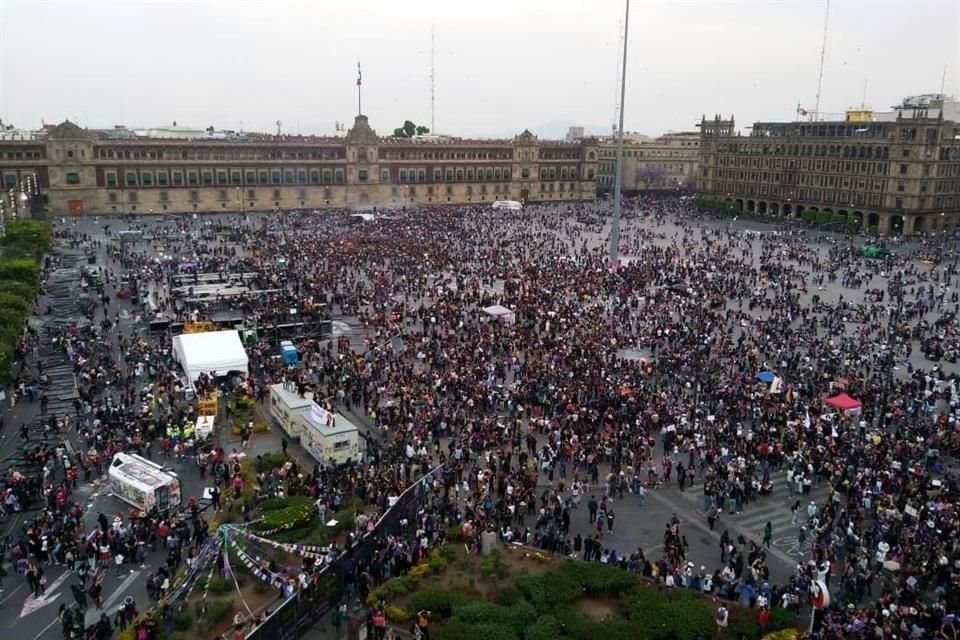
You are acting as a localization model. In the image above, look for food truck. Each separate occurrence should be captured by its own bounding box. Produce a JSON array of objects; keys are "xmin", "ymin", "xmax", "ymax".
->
[{"xmin": 108, "ymin": 453, "xmax": 182, "ymax": 513}]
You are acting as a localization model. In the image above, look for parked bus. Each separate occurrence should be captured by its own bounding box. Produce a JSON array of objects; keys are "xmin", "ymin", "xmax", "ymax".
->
[{"xmin": 108, "ymin": 453, "xmax": 182, "ymax": 514}]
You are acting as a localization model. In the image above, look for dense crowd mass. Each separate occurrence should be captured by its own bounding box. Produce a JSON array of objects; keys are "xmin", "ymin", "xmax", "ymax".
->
[{"xmin": 2, "ymin": 196, "xmax": 959, "ymax": 639}]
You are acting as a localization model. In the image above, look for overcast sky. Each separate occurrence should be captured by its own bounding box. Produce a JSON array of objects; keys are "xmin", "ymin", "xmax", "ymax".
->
[{"xmin": 1, "ymin": 0, "xmax": 957, "ymax": 139}]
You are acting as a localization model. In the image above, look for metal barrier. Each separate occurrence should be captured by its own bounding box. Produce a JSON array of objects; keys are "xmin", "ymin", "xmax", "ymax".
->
[{"xmin": 245, "ymin": 464, "xmax": 442, "ymax": 640}]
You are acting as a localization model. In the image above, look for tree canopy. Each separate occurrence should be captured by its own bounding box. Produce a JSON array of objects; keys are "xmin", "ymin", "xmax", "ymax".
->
[{"xmin": 393, "ymin": 120, "xmax": 430, "ymax": 137}]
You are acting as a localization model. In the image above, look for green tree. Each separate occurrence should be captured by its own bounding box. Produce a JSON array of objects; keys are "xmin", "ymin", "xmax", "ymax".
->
[{"xmin": 393, "ymin": 120, "xmax": 430, "ymax": 137}]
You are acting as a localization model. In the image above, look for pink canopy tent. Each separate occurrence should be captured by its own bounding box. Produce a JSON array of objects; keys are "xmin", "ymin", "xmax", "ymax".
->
[{"xmin": 824, "ymin": 393, "xmax": 862, "ymax": 411}]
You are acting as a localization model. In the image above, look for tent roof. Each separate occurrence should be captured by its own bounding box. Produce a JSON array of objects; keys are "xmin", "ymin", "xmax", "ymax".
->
[
  {"xmin": 483, "ymin": 304, "xmax": 513, "ymax": 316},
  {"xmin": 756, "ymin": 371, "xmax": 776, "ymax": 383},
  {"xmin": 172, "ymin": 330, "xmax": 249, "ymax": 383},
  {"xmin": 824, "ymin": 392, "xmax": 862, "ymax": 410}
]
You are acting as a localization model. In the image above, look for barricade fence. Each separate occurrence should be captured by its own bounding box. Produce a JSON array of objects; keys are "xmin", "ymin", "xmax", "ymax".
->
[{"xmin": 246, "ymin": 464, "xmax": 442, "ymax": 640}]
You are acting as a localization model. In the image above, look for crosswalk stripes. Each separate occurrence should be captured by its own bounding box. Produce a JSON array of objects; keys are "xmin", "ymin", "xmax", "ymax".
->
[{"xmin": 677, "ymin": 469, "xmax": 832, "ymax": 560}]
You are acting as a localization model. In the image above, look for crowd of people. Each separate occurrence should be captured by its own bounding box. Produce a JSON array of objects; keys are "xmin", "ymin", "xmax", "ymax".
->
[{"xmin": 1, "ymin": 197, "xmax": 958, "ymax": 640}]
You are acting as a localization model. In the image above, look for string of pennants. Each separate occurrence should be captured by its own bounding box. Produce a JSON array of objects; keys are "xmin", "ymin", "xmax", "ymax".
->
[
  {"xmin": 227, "ymin": 535, "xmax": 287, "ymax": 588},
  {"xmin": 224, "ymin": 524, "xmax": 331, "ymax": 560}
]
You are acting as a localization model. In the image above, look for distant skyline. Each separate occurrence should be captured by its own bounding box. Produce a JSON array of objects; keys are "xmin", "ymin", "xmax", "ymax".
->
[{"xmin": 0, "ymin": 0, "xmax": 957, "ymax": 140}]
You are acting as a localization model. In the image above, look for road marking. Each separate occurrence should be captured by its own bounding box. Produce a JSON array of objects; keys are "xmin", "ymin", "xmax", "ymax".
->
[
  {"xmin": 0, "ymin": 583, "xmax": 25, "ymax": 606},
  {"xmin": 85, "ymin": 570, "xmax": 141, "ymax": 625},
  {"xmin": 20, "ymin": 571, "xmax": 70, "ymax": 618},
  {"xmin": 31, "ymin": 617, "xmax": 59, "ymax": 640}
]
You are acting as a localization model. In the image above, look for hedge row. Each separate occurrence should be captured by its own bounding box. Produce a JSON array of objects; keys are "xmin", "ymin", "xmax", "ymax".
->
[
  {"xmin": 0, "ymin": 220, "xmax": 50, "ymax": 384},
  {"xmin": 403, "ymin": 556, "xmax": 796, "ymax": 640}
]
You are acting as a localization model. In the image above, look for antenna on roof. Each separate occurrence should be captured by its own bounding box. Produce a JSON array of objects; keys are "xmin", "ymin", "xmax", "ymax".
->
[{"xmin": 941, "ymin": 63, "xmax": 948, "ymax": 96}]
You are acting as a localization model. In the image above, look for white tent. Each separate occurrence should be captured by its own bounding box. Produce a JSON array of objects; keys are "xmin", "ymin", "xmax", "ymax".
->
[
  {"xmin": 172, "ymin": 330, "xmax": 249, "ymax": 384},
  {"xmin": 483, "ymin": 304, "xmax": 516, "ymax": 325}
]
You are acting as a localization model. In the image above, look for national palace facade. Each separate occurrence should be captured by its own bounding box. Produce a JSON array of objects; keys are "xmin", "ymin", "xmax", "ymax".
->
[
  {"xmin": 697, "ymin": 95, "xmax": 960, "ymax": 235},
  {"xmin": 0, "ymin": 115, "xmax": 599, "ymax": 216}
]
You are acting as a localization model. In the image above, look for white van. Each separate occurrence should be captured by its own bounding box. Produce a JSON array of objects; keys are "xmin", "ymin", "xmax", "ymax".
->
[{"xmin": 108, "ymin": 453, "xmax": 183, "ymax": 514}]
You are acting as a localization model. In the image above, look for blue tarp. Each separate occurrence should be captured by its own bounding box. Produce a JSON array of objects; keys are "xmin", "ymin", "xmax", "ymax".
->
[{"xmin": 755, "ymin": 371, "xmax": 776, "ymax": 383}]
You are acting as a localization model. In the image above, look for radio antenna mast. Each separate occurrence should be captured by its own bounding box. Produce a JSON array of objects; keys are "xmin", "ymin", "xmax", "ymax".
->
[
  {"xmin": 431, "ymin": 23, "xmax": 436, "ymax": 133},
  {"xmin": 813, "ymin": 0, "xmax": 830, "ymax": 122}
]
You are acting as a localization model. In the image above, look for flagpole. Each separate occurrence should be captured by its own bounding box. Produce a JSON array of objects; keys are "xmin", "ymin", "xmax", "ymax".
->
[{"xmin": 357, "ymin": 61, "xmax": 362, "ymax": 116}]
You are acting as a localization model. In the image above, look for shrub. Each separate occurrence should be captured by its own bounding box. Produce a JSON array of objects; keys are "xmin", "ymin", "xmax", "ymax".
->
[
  {"xmin": 625, "ymin": 587, "xmax": 714, "ymax": 640},
  {"xmin": 172, "ymin": 610, "xmax": 193, "ymax": 631},
  {"xmin": 409, "ymin": 587, "xmax": 468, "ymax": 618},
  {"xmin": 763, "ymin": 628, "xmax": 800, "ymax": 640},
  {"xmin": 480, "ymin": 551, "xmax": 510, "ymax": 581},
  {"xmin": 558, "ymin": 560, "xmax": 636, "ymax": 595},
  {"xmin": 447, "ymin": 524, "xmax": 464, "ymax": 542},
  {"xmin": 524, "ymin": 614, "xmax": 561, "ymax": 640},
  {"xmin": 196, "ymin": 599, "xmax": 235, "ymax": 632},
  {"xmin": 385, "ymin": 604, "xmax": 411, "ymax": 623},
  {"xmin": 206, "ymin": 577, "xmax": 233, "ymax": 595},
  {"xmin": 254, "ymin": 495, "xmax": 315, "ymax": 532},
  {"xmin": 259, "ymin": 451, "xmax": 288, "ymax": 470},
  {"xmin": 495, "ymin": 584, "xmax": 523, "ymax": 607},
  {"xmin": 768, "ymin": 607, "xmax": 798, "ymax": 632},
  {"xmin": 427, "ymin": 554, "xmax": 449, "ymax": 574},
  {"xmin": 514, "ymin": 574, "xmax": 549, "ymax": 611},
  {"xmin": 460, "ymin": 622, "xmax": 519, "ymax": 640}
]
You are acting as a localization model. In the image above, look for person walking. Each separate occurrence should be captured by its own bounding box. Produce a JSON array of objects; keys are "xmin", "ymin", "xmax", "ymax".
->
[{"xmin": 762, "ymin": 522, "xmax": 773, "ymax": 549}]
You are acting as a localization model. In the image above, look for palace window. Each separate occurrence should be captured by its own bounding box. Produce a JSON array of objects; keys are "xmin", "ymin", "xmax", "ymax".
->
[
  {"xmin": 141, "ymin": 172, "xmax": 153, "ymax": 186},
  {"xmin": 246, "ymin": 171, "xmax": 256, "ymax": 184},
  {"xmin": 202, "ymin": 171, "xmax": 213, "ymax": 185},
  {"xmin": 159, "ymin": 191, "xmax": 169, "ymax": 202},
  {"xmin": 188, "ymin": 171, "xmax": 199, "ymax": 186},
  {"xmin": 216, "ymin": 171, "xmax": 227, "ymax": 185},
  {"xmin": 284, "ymin": 171, "xmax": 294, "ymax": 184},
  {"xmin": 172, "ymin": 172, "xmax": 183, "ymax": 186},
  {"xmin": 259, "ymin": 170, "xmax": 269, "ymax": 184},
  {"xmin": 322, "ymin": 170, "xmax": 332, "ymax": 184},
  {"xmin": 126, "ymin": 172, "xmax": 138, "ymax": 187},
  {"xmin": 334, "ymin": 169, "xmax": 345, "ymax": 183},
  {"xmin": 157, "ymin": 172, "xmax": 168, "ymax": 186},
  {"xmin": 105, "ymin": 172, "xmax": 117, "ymax": 187},
  {"xmin": 311, "ymin": 170, "xmax": 320, "ymax": 184},
  {"xmin": 297, "ymin": 170, "xmax": 307, "ymax": 184},
  {"xmin": 358, "ymin": 169, "xmax": 368, "ymax": 182},
  {"xmin": 272, "ymin": 171, "xmax": 281, "ymax": 184},
  {"xmin": 189, "ymin": 191, "xmax": 199, "ymax": 202}
]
